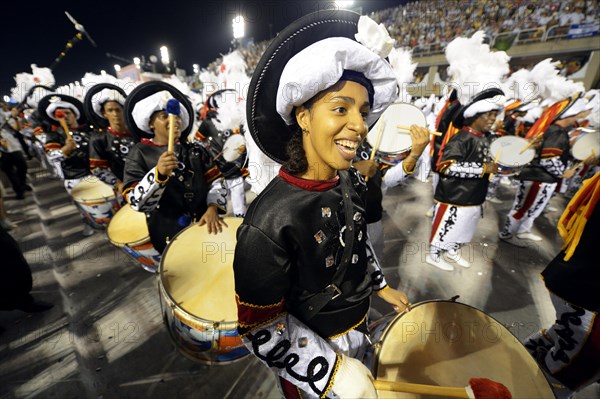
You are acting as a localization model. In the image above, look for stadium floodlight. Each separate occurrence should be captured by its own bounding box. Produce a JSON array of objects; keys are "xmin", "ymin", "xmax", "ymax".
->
[
  {"xmin": 160, "ymin": 46, "xmax": 170, "ymax": 65},
  {"xmin": 114, "ymin": 64, "xmax": 121, "ymax": 72},
  {"xmin": 232, "ymin": 16, "xmax": 245, "ymax": 39},
  {"xmin": 335, "ymin": 1, "xmax": 354, "ymax": 8}
]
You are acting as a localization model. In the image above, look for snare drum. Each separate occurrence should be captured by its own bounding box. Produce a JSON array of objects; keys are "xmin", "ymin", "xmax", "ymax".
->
[
  {"xmin": 158, "ymin": 217, "xmax": 249, "ymax": 364},
  {"xmin": 367, "ymin": 103, "xmax": 426, "ymax": 165},
  {"xmin": 489, "ymin": 136, "xmax": 535, "ymax": 176},
  {"xmin": 106, "ymin": 204, "xmax": 161, "ymax": 272},
  {"xmin": 368, "ymin": 300, "xmax": 554, "ymax": 399},
  {"xmin": 571, "ymin": 130, "xmax": 600, "ymax": 161},
  {"xmin": 70, "ymin": 177, "xmax": 119, "ymax": 229}
]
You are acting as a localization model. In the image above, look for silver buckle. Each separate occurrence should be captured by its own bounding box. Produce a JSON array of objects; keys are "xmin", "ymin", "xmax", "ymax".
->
[{"xmin": 327, "ymin": 284, "xmax": 342, "ymax": 300}]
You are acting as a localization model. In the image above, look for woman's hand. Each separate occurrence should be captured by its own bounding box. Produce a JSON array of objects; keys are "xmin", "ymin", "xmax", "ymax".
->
[
  {"xmin": 197, "ymin": 204, "xmax": 228, "ymax": 234},
  {"xmin": 377, "ymin": 286, "xmax": 411, "ymax": 312},
  {"xmin": 157, "ymin": 151, "xmax": 178, "ymax": 177}
]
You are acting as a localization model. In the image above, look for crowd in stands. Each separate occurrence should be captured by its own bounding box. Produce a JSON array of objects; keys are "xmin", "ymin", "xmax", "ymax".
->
[{"xmin": 200, "ymin": 0, "xmax": 598, "ymax": 79}]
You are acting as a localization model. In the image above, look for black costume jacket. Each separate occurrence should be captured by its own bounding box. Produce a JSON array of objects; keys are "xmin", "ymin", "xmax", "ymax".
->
[
  {"xmin": 123, "ymin": 140, "xmax": 226, "ymax": 253},
  {"xmin": 542, "ymin": 205, "xmax": 599, "ymax": 311},
  {"xmin": 196, "ymin": 119, "xmax": 248, "ymax": 179},
  {"xmin": 435, "ymin": 127, "xmax": 491, "ymax": 206},
  {"xmin": 89, "ymin": 127, "xmax": 136, "ymax": 184},
  {"xmin": 44, "ymin": 126, "xmax": 91, "ymax": 180},
  {"xmin": 234, "ymin": 168, "xmax": 387, "ymax": 398},
  {"xmin": 515, "ymin": 124, "xmax": 570, "ymax": 183}
]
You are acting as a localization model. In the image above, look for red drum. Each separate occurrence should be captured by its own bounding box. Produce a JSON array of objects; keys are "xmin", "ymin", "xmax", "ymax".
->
[{"xmin": 367, "ymin": 300, "xmax": 554, "ymax": 398}]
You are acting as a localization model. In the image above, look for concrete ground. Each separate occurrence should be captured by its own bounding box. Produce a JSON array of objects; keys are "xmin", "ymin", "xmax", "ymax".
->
[{"xmin": 1, "ymin": 159, "xmax": 598, "ymax": 399}]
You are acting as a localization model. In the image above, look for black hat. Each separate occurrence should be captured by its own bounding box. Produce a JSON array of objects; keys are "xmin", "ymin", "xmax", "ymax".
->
[
  {"xmin": 83, "ymin": 83, "xmax": 127, "ymax": 129},
  {"xmin": 246, "ymin": 9, "xmax": 398, "ymax": 164},
  {"xmin": 124, "ymin": 81, "xmax": 194, "ymax": 141},
  {"xmin": 38, "ymin": 93, "xmax": 86, "ymax": 127},
  {"xmin": 452, "ymin": 88, "xmax": 504, "ymax": 129}
]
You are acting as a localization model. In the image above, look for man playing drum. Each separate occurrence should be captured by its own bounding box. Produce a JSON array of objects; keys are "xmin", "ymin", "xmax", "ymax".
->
[
  {"xmin": 234, "ymin": 11, "xmax": 410, "ymax": 399},
  {"xmin": 38, "ymin": 93, "xmax": 96, "ymax": 236},
  {"xmin": 122, "ymin": 81, "xmax": 228, "ymax": 253},
  {"xmin": 499, "ymin": 96, "xmax": 591, "ymax": 246}
]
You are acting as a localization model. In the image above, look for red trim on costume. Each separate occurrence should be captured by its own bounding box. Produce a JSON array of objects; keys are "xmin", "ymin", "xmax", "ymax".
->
[
  {"xmin": 541, "ymin": 148, "xmax": 563, "ymax": 158},
  {"xmin": 204, "ymin": 166, "xmax": 222, "ymax": 184},
  {"xmin": 554, "ymin": 314, "xmax": 600, "ymax": 391},
  {"xmin": 279, "ymin": 170, "xmax": 340, "ymax": 192},
  {"xmin": 430, "ymin": 203, "xmax": 448, "ymax": 242},
  {"xmin": 512, "ymin": 182, "xmax": 541, "ymax": 220},
  {"xmin": 236, "ymin": 297, "xmax": 285, "ymax": 328},
  {"xmin": 240, "ymin": 168, "xmax": 250, "ymax": 178},
  {"xmin": 140, "ymin": 138, "xmax": 164, "ymax": 147},
  {"xmin": 464, "ymin": 126, "xmax": 484, "ymax": 138},
  {"xmin": 279, "ymin": 377, "xmax": 302, "ymax": 399},
  {"xmin": 90, "ymin": 158, "xmax": 109, "ymax": 169},
  {"xmin": 33, "ymin": 127, "xmax": 44, "ymax": 135},
  {"xmin": 44, "ymin": 142, "xmax": 61, "ymax": 151},
  {"xmin": 194, "ymin": 131, "xmax": 206, "ymax": 142},
  {"xmin": 107, "ymin": 127, "xmax": 131, "ymax": 137}
]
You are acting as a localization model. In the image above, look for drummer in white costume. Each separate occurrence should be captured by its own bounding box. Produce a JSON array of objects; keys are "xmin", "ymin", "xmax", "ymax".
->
[{"xmin": 499, "ymin": 96, "xmax": 592, "ymax": 246}]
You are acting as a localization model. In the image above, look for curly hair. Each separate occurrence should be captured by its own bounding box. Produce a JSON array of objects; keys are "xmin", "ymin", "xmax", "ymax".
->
[{"xmin": 281, "ymin": 125, "xmax": 308, "ymax": 175}]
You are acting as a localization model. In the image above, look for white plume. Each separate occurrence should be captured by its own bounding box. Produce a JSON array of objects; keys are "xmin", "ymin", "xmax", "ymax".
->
[
  {"xmin": 243, "ymin": 117, "xmax": 281, "ymax": 195},
  {"xmin": 10, "ymin": 64, "xmax": 55, "ymax": 104},
  {"xmin": 445, "ymin": 31, "xmax": 510, "ymax": 105},
  {"xmin": 388, "ymin": 47, "xmax": 417, "ymax": 102}
]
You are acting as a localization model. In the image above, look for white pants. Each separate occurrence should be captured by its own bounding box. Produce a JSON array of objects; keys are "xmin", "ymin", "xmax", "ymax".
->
[
  {"xmin": 501, "ymin": 180, "xmax": 557, "ymax": 236},
  {"xmin": 430, "ymin": 203, "xmax": 482, "ymax": 254}
]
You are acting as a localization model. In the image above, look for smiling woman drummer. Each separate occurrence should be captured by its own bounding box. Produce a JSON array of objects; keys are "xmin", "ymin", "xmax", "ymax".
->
[{"xmin": 233, "ymin": 10, "xmax": 410, "ymax": 399}]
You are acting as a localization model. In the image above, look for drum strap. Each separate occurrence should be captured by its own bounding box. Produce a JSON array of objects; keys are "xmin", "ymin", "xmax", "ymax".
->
[{"xmin": 294, "ymin": 171, "xmax": 358, "ymax": 321}]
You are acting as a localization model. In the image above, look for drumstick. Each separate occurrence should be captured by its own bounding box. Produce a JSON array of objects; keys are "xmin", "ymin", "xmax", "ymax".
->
[
  {"xmin": 397, "ymin": 124, "xmax": 442, "ymax": 136},
  {"xmin": 374, "ymin": 377, "xmax": 512, "ymax": 399},
  {"xmin": 365, "ymin": 118, "xmax": 385, "ymax": 182},
  {"xmin": 488, "ymin": 148, "xmax": 501, "ymax": 181},
  {"xmin": 54, "ymin": 110, "xmax": 73, "ymax": 139},
  {"xmin": 519, "ymin": 138, "xmax": 537, "ymax": 154},
  {"xmin": 166, "ymin": 99, "xmax": 181, "ymax": 153}
]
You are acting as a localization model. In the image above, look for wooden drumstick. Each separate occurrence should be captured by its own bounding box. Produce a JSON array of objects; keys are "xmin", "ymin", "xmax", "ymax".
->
[
  {"xmin": 397, "ymin": 124, "xmax": 442, "ymax": 136},
  {"xmin": 365, "ymin": 118, "xmax": 385, "ymax": 182},
  {"xmin": 488, "ymin": 148, "xmax": 501, "ymax": 181},
  {"xmin": 519, "ymin": 136, "xmax": 540, "ymax": 154},
  {"xmin": 54, "ymin": 110, "xmax": 73, "ymax": 139},
  {"xmin": 374, "ymin": 377, "xmax": 512, "ymax": 399}
]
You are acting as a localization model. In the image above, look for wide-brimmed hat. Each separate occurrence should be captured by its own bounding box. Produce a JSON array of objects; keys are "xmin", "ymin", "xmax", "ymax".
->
[
  {"xmin": 452, "ymin": 88, "xmax": 505, "ymax": 129},
  {"xmin": 83, "ymin": 83, "xmax": 127, "ymax": 129},
  {"xmin": 124, "ymin": 81, "xmax": 193, "ymax": 141},
  {"xmin": 246, "ymin": 9, "xmax": 399, "ymax": 163},
  {"xmin": 38, "ymin": 93, "xmax": 86, "ymax": 126}
]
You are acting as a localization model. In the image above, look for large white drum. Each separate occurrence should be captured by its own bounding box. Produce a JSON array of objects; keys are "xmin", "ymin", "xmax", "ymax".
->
[
  {"xmin": 571, "ymin": 130, "xmax": 600, "ymax": 161},
  {"xmin": 158, "ymin": 217, "xmax": 249, "ymax": 364},
  {"xmin": 489, "ymin": 136, "xmax": 535, "ymax": 176},
  {"xmin": 70, "ymin": 176, "xmax": 119, "ymax": 229},
  {"xmin": 367, "ymin": 300, "xmax": 555, "ymax": 399}
]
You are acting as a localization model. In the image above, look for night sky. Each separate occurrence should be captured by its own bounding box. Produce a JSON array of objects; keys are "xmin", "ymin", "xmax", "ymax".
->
[{"xmin": 2, "ymin": 0, "xmax": 406, "ymax": 99}]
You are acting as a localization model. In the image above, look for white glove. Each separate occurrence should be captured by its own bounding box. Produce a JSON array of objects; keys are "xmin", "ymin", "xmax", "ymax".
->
[{"xmin": 330, "ymin": 354, "xmax": 378, "ymax": 399}]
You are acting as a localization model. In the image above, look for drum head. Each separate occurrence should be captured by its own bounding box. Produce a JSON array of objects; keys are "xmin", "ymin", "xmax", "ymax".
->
[
  {"xmin": 107, "ymin": 204, "xmax": 149, "ymax": 246},
  {"xmin": 223, "ymin": 134, "xmax": 247, "ymax": 162},
  {"xmin": 490, "ymin": 136, "xmax": 535, "ymax": 167},
  {"xmin": 367, "ymin": 103, "xmax": 425, "ymax": 154},
  {"xmin": 160, "ymin": 217, "xmax": 242, "ymax": 322},
  {"xmin": 71, "ymin": 177, "xmax": 115, "ymax": 201},
  {"xmin": 572, "ymin": 131, "xmax": 600, "ymax": 161},
  {"xmin": 373, "ymin": 301, "xmax": 554, "ymax": 398}
]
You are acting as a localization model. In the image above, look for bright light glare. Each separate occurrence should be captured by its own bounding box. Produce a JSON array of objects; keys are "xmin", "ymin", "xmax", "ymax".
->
[{"xmin": 232, "ymin": 16, "xmax": 245, "ymax": 39}]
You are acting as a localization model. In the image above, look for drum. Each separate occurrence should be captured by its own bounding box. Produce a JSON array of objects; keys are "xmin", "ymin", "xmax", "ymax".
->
[
  {"xmin": 571, "ymin": 130, "xmax": 600, "ymax": 161},
  {"xmin": 158, "ymin": 217, "xmax": 249, "ymax": 364},
  {"xmin": 367, "ymin": 103, "xmax": 426, "ymax": 165},
  {"xmin": 222, "ymin": 134, "xmax": 247, "ymax": 162},
  {"xmin": 106, "ymin": 204, "xmax": 161, "ymax": 273},
  {"xmin": 489, "ymin": 136, "xmax": 535, "ymax": 176},
  {"xmin": 368, "ymin": 300, "xmax": 554, "ymax": 399},
  {"xmin": 70, "ymin": 177, "xmax": 119, "ymax": 229}
]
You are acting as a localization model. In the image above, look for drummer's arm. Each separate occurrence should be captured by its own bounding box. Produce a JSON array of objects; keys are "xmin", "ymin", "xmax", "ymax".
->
[
  {"xmin": 234, "ymin": 224, "xmax": 340, "ymax": 398},
  {"xmin": 123, "ymin": 156, "xmax": 168, "ymax": 212},
  {"xmin": 89, "ymin": 135, "xmax": 119, "ymax": 187}
]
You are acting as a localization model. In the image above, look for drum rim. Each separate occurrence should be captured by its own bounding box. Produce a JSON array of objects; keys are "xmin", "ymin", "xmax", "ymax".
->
[
  {"xmin": 371, "ymin": 299, "xmax": 554, "ymax": 393},
  {"xmin": 367, "ymin": 102, "xmax": 425, "ymax": 154},
  {"xmin": 158, "ymin": 217, "xmax": 243, "ymax": 325}
]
